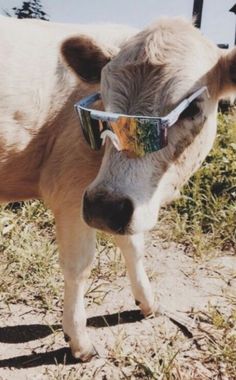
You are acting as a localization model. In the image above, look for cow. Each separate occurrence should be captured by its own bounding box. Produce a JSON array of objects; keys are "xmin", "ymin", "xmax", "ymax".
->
[{"xmin": 0, "ymin": 16, "xmax": 235, "ymax": 361}]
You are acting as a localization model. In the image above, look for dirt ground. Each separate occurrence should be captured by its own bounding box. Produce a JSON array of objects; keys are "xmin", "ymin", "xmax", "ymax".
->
[{"xmin": 0, "ymin": 237, "xmax": 236, "ymax": 379}]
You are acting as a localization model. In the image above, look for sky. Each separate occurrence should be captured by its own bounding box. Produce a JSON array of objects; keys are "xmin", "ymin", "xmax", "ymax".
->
[{"xmin": 0, "ymin": 0, "xmax": 235, "ymax": 46}]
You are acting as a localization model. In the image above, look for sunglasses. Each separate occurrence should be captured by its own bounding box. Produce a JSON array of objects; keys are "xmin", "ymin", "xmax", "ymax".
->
[{"xmin": 74, "ymin": 86, "xmax": 208, "ymax": 158}]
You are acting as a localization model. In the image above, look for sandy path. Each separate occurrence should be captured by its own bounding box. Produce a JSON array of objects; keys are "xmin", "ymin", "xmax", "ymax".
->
[{"xmin": 0, "ymin": 240, "xmax": 235, "ymax": 379}]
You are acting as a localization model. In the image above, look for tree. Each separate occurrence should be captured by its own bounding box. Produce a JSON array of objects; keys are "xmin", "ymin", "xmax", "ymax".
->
[{"xmin": 6, "ymin": 0, "xmax": 49, "ymax": 21}]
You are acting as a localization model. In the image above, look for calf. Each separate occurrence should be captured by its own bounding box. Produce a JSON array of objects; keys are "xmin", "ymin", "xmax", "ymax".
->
[
  {"xmin": 0, "ymin": 16, "xmax": 137, "ymax": 359},
  {"xmin": 1, "ymin": 16, "xmax": 236, "ymax": 361}
]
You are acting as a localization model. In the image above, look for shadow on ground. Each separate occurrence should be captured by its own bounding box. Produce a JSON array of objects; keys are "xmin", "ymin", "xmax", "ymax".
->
[
  {"xmin": 0, "ymin": 309, "xmax": 144, "ymax": 368},
  {"xmin": 0, "ymin": 347, "xmax": 79, "ymax": 368}
]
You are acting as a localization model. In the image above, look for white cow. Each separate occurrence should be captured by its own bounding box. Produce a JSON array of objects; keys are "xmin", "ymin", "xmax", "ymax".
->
[{"xmin": 0, "ymin": 16, "xmax": 235, "ymax": 361}]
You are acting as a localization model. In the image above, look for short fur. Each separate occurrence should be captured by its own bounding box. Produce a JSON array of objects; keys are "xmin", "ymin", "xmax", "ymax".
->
[{"xmin": 0, "ymin": 16, "xmax": 235, "ymax": 360}]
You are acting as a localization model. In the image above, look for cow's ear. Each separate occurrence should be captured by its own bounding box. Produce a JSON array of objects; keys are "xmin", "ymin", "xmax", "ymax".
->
[
  {"xmin": 217, "ymin": 47, "xmax": 236, "ymax": 97},
  {"xmin": 61, "ymin": 36, "xmax": 115, "ymax": 83}
]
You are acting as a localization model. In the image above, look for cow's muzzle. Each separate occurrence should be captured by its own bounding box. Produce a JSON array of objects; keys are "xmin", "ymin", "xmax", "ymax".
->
[{"xmin": 83, "ymin": 191, "xmax": 134, "ymax": 234}]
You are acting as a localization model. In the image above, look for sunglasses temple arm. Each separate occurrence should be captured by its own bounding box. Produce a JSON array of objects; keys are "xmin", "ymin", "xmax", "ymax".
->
[
  {"xmin": 76, "ymin": 93, "xmax": 101, "ymax": 108},
  {"xmin": 164, "ymin": 86, "xmax": 209, "ymax": 127},
  {"xmin": 163, "ymin": 99, "xmax": 190, "ymax": 127}
]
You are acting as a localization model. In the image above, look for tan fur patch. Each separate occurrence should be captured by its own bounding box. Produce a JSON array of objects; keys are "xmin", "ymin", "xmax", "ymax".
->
[
  {"xmin": 173, "ymin": 136, "xmax": 192, "ymax": 161},
  {"xmin": 13, "ymin": 111, "xmax": 25, "ymax": 123}
]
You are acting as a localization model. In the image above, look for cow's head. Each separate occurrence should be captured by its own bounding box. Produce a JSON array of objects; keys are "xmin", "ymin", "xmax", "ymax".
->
[{"xmin": 62, "ymin": 18, "xmax": 236, "ymax": 235}]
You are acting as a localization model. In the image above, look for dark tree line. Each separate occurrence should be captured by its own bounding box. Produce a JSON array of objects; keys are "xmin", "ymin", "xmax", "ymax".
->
[{"xmin": 5, "ymin": 0, "xmax": 49, "ymax": 20}]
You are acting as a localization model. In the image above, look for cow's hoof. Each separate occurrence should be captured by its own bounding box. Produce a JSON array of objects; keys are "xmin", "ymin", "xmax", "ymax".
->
[
  {"xmin": 142, "ymin": 308, "xmax": 155, "ymax": 318},
  {"xmin": 143, "ymin": 304, "xmax": 162, "ymax": 318},
  {"xmin": 71, "ymin": 345, "xmax": 98, "ymax": 362},
  {"xmin": 135, "ymin": 299, "xmax": 157, "ymax": 317}
]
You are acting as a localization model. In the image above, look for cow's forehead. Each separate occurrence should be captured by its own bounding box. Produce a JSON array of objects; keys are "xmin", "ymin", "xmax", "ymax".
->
[
  {"xmin": 108, "ymin": 17, "xmax": 218, "ymax": 69},
  {"xmin": 101, "ymin": 18, "xmax": 219, "ymax": 114}
]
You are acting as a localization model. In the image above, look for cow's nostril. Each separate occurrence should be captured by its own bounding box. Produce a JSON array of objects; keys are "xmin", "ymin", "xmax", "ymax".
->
[
  {"xmin": 108, "ymin": 198, "xmax": 134, "ymax": 233},
  {"xmin": 83, "ymin": 192, "xmax": 134, "ymax": 234}
]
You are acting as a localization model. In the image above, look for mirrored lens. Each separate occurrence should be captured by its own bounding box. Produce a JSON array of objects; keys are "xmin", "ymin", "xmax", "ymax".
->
[
  {"xmin": 77, "ymin": 109, "xmax": 168, "ymax": 157},
  {"xmin": 110, "ymin": 117, "xmax": 168, "ymax": 157},
  {"xmin": 78, "ymin": 109, "xmax": 104, "ymax": 150}
]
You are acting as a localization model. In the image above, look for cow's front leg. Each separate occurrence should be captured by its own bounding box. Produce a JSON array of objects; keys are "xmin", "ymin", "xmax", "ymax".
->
[
  {"xmin": 115, "ymin": 233, "xmax": 155, "ymax": 316},
  {"xmin": 55, "ymin": 210, "xmax": 96, "ymax": 361}
]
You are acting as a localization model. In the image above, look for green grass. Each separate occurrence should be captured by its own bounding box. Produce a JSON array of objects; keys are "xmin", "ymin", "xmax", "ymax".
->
[{"xmin": 159, "ymin": 108, "xmax": 236, "ymax": 257}]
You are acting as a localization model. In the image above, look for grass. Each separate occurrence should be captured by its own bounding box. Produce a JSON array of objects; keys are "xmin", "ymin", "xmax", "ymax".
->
[
  {"xmin": 158, "ymin": 108, "xmax": 236, "ymax": 257},
  {"xmin": 0, "ymin": 201, "xmax": 61, "ymax": 311},
  {"xmin": 44, "ymin": 324, "xmax": 188, "ymax": 380},
  {"xmin": 200, "ymin": 305, "xmax": 236, "ymax": 379},
  {"xmin": 0, "ymin": 108, "xmax": 235, "ymax": 379},
  {"xmin": 1, "ymin": 110, "xmax": 234, "ymax": 308}
]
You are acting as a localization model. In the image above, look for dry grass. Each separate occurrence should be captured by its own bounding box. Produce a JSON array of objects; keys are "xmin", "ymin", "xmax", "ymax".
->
[
  {"xmin": 0, "ymin": 201, "xmax": 61, "ymax": 312},
  {"xmin": 0, "ymin": 110, "xmax": 235, "ymax": 379}
]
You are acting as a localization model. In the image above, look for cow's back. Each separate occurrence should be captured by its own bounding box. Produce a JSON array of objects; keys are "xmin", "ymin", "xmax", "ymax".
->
[
  {"xmin": 0, "ymin": 17, "xmax": 138, "ymax": 202},
  {"xmin": 0, "ymin": 17, "xmax": 137, "ymax": 137}
]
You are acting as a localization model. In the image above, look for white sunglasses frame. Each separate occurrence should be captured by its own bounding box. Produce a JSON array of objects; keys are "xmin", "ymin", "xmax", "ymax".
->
[
  {"xmin": 75, "ymin": 86, "xmax": 208, "ymax": 124},
  {"xmin": 74, "ymin": 86, "xmax": 209, "ymax": 153}
]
